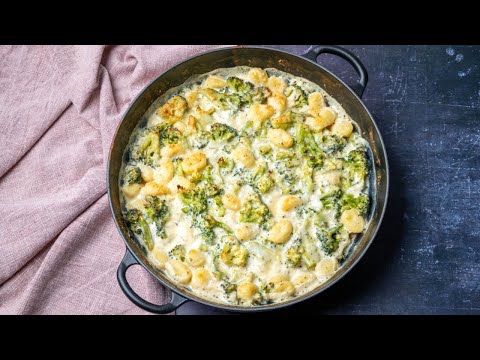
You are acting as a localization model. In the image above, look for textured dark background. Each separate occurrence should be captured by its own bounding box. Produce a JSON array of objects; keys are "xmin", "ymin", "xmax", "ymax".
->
[{"xmin": 177, "ymin": 45, "xmax": 480, "ymax": 315}]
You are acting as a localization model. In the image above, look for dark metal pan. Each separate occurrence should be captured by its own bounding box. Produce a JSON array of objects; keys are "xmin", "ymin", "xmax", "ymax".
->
[{"xmin": 108, "ymin": 45, "xmax": 389, "ymax": 313}]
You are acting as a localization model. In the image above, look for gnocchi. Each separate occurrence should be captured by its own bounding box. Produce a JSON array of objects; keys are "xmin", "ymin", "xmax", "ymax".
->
[
  {"xmin": 237, "ymin": 283, "xmax": 258, "ymax": 301},
  {"xmin": 232, "ymin": 145, "xmax": 256, "ymax": 168},
  {"xmin": 186, "ymin": 249, "xmax": 206, "ymax": 267},
  {"xmin": 248, "ymin": 104, "xmax": 275, "ymax": 122},
  {"xmin": 331, "ymin": 118, "xmax": 354, "ymax": 138},
  {"xmin": 166, "ymin": 260, "xmax": 192, "ymax": 284},
  {"xmin": 235, "ymin": 223, "xmax": 255, "ymax": 242},
  {"xmin": 203, "ymin": 76, "xmax": 227, "ymax": 89},
  {"xmin": 222, "ymin": 193, "xmax": 241, "ymax": 211},
  {"xmin": 341, "ymin": 209, "xmax": 366, "ymax": 233},
  {"xmin": 191, "ymin": 268, "xmax": 211, "ymax": 287},
  {"xmin": 268, "ymin": 220, "xmax": 293, "ymax": 244},
  {"xmin": 141, "ymin": 181, "xmax": 170, "ymax": 196},
  {"xmin": 248, "ymin": 68, "xmax": 268, "ymax": 85},
  {"xmin": 268, "ymin": 128, "xmax": 294, "ymax": 149},
  {"xmin": 279, "ymin": 195, "xmax": 302, "ymax": 212},
  {"xmin": 182, "ymin": 152, "xmax": 207, "ymax": 175}
]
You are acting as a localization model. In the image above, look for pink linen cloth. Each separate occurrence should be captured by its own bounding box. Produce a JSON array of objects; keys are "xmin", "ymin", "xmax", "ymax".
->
[{"xmin": 0, "ymin": 45, "xmax": 227, "ymax": 314}]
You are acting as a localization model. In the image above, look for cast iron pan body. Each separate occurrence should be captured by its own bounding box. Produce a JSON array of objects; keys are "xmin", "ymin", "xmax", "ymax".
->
[{"xmin": 108, "ymin": 46, "xmax": 389, "ymax": 314}]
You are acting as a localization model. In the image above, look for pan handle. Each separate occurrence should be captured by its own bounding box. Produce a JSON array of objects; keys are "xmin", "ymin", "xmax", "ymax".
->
[
  {"xmin": 117, "ymin": 248, "xmax": 189, "ymax": 314},
  {"xmin": 302, "ymin": 45, "xmax": 368, "ymax": 98}
]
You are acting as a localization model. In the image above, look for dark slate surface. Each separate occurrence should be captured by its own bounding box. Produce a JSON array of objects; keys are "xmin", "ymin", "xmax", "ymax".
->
[{"xmin": 177, "ymin": 45, "xmax": 480, "ymax": 315}]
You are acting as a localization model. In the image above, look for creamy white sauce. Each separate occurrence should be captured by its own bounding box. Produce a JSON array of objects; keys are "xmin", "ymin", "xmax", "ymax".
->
[{"xmin": 120, "ymin": 67, "xmax": 371, "ymax": 306}]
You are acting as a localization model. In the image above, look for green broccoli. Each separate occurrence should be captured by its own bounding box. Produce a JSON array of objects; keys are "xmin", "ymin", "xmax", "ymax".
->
[
  {"xmin": 124, "ymin": 209, "xmax": 153, "ymax": 251},
  {"xmin": 286, "ymin": 242, "xmax": 305, "ymax": 267},
  {"xmin": 169, "ymin": 245, "xmax": 186, "ymax": 261},
  {"xmin": 320, "ymin": 189, "xmax": 343, "ymax": 216},
  {"xmin": 227, "ymin": 77, "xmax": 254, "ymax": 94},
  {"xmin": 190, "ymin": 164, "xmax": 214, "ymax": 184},
  {"xmin": 192, "ymin": 213, "xmax": 232, "ymax": 244},
  {"xmin": 321, "ymin": 134, "xmax": 347, "ymax": 154},
  {"xmin": 124, "ymin": 166, "xmax": 142, "ymax": 185},
  {"xmin": 179, "ymin": 187, "xmax": 209, "ymax": 214},
  {"xmin": 144, "ymin": 196, "xmax": 169, "ymax": 238},
  {"xmin": 239, "ymin": 193, "xmax": 271, "ymax": 227},
  {"xmin": 317, "ymin": 225, "xmax": 343, "ymax": 255},
  {"xmin": 343, "ymin": 149, "xmax": 369, "ymax": 185},
  {"xmin": 160, "ymin": 125, "xmax": 183, "ymax": 147},
  {"xmin": 172, "ymin": 158, "xmax": 184, "ymax": 176},
  {"xmin": 132, "ymin": 129, "xmax": 160, "ymax": 166},
  {"xmin": 295, "ymin": 124, "xmax": 325, "ymax": 168},
  {"xmin": 341, "ymin": 193, "xmax": 369, "ymax": 215},
  {"xmin": 239, "ymin": 165, "xmax": 274, "ymax": 194},
  {"xmin": 285, "ymin": 84, "xmax": 308, "ymax": 108},
  {"xmin": 192, "ymin": 130, "xmax": 212, "ymax": 149},
  {"xmin": 213, "ymin": 196, "xmax": 226, "ymax": 217},
  {"xmin": 271, "ymin": 111, "xmax": 303, "ymax": 130},
  {"xmin": 221, "ymin": 282, "xmax": 237, "ymax": 294},
  {"xmin": 217, "ymin": 156, "xmax": 235, "ymax": 175},
  {"xmin": 299, "ymin": 163, "xmax": 314, "ymax": 192},
  {"xmin": 220, "ymin": 241, "xmax": 248, "ymax": 267},
  {"xmin": 210, "ymin": 123, "xmax": 238, "ymax": 142},
  {"xmin": 219, "ymin": 93, "xmax": 247, "ymax": 111},
  {"xmin": 249, "ymin": 86, "xmax": 272, "ymax": 104}
]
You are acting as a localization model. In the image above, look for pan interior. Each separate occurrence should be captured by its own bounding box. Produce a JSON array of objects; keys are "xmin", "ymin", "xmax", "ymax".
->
[{"xmin": 108, "ymin": 47, "xmax": 388, "ymax": 311}]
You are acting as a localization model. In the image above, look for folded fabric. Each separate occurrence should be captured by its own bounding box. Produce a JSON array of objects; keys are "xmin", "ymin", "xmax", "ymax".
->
[{"xmin": 0, "ymin": 45, "xmax": 227, "ymax": 314}]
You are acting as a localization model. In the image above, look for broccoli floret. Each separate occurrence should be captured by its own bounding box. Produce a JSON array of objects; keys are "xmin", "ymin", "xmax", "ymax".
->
[
  {"xmin": 343, "ymin": 149, "xmax": 368, "ymax": 185},
  {"xmin": 275, "ymin": 150, "xmax": 301, "ymax": 169},
  {"xmin": 124, "ymin": 166, "xmax": 142, "ymax": 185},
  {"xmin": 160, "ymin": 125, "xmax": 183, "ymax": 147},
  {"xmin": 144, "ymin": 196, "xmax": 169, "ymax": 238},
  {"xmin": 192, "ymin": 213, "xmax": 232, "ymax": 244},
  {"xmin": 124, "ymin": 209, "xmax": 153, "ymax": 251},
  {"xmin": 220, "ymin": 241, "xmax": 248, "ymax": 267},
  {"xmin": 172, "ymin": 158, "xmax": 184, "ymax": 176},
  {"xmin": 190, "ymin": 164, "xmax": 214, "ymax": 184},
  {"xmin": 296, "ymin": 124, "xmax": 325, "ymax": 168},
  {"xmin": 249, "ymin": 86, "xmax": 272, "ymax": 104},
  {"xmin": 213, "ymin": 196, "xmax": 226, "ymax": 217},
  {"xmin": 205, "ymin": 214, "xmax": 232, "ymax": 234},
  {"xmin": 210, "ymin": 123, "xmax": 238, "ymax": 142},
  {"xmin": 169, "ymin": 245, "xmax": 186, "ymax": 261},
  {"xmin": 217, "ymin": 156, "xmax": 235, "ymax": 174},
  {"xmin": 321, "ymin": 134, "xmax": 347, "ymax": 154},
  {"xmin": 285, "ymin": 84, "xmax": 308, "ymax": 108},
  {"xmin": 132, "ymin": 129, "xmax": 160, "ymax": 166},
  {"xmin": 320, "ymin": 189, "xmax": 343, "ymax": 216},
  {"xmin": 192, "ymin": 130, "xmax": 212, "ymax": 149},
  {"xmin": 271, "ymin": 111, "xmax": 303, "ymax": 129},
  {"xmin": 299, "ymin": 163, "xmax": 314, "ymax": 192},
  {"xmin": 239, "ymin": 165, "xmax": 274, "ymax": 194},
  {"xmin": 179, "ymin": 187, "xmax": 209, "ymax": 214},
  {"xmin": 341, "ymin": 193, "xmax": 369, "ymax": 215},
  {"xmin": 239, "ymin": 193, "xmax": 271, "ymax": 227},
  {"xmin": 257, "ymin": 176, "xmax": 274, "ymax": 193},
  {"xmin": 221, "ymin": 282, "xmax": 237, "ymax": 294},
  {"xmin": 317, "ymin": 225, "xmax": 343, "ymax": 255},
  {"xmin": 219, "ymin": 93, "xmax": 246, "ymax": 111},
  {"xmin": 227, "ymin": 77, "xmax": 254, "ymax": 94},
  {"xmin": 258, "ymin": 144, "xmax": 272, "ymax": 156},
  {"xmin": 286, "ymin": 242, "xmax": 305, "ymax": 267}
]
